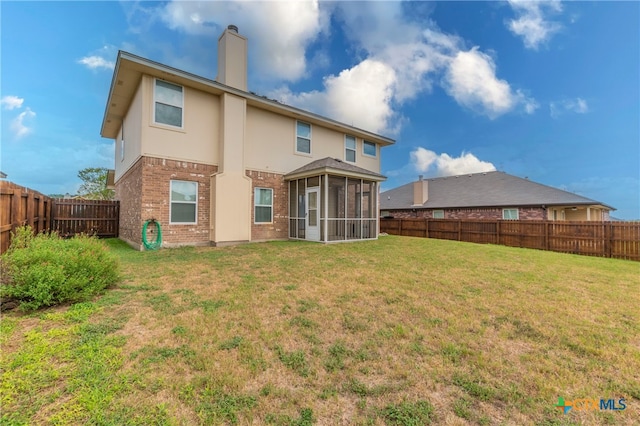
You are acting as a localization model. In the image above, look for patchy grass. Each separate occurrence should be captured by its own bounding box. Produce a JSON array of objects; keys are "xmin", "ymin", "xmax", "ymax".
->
[{"xmin": 1, "ymin": 236, "xmax": 639, "ymax": 424}]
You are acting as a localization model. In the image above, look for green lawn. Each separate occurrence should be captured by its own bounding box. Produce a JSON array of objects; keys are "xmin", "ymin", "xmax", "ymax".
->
[{"xmin": 1, "ymin": 236, "xmax": 639, "ymax": 425}]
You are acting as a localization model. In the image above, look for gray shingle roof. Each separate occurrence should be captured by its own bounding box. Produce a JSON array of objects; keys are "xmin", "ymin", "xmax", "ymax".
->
[
  {"xmin": 380, "ymin": 171, "xmax": 614, "ymax": 210},
  {"xmin": 285, "ymin": 157, "xmax": 385, "ymax": 180}
]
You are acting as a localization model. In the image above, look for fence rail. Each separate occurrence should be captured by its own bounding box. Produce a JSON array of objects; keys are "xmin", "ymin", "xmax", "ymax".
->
[
  {"xmin": 0, "ymin": 181, "xmax": 119, "ymax": 254},
  {"xmin": 380, "ymin": 218, "xmax": 640, "ymax": 261}
]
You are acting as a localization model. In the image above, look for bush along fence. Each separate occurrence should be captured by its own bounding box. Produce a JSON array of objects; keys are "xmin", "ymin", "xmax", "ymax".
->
[
  {"xmin": 0, "ymin": 181, "xmax": 119, "ymax": 255},
  {"xmin": 380, "ymin": 218, "xmax": 640, "ymax": 261}
]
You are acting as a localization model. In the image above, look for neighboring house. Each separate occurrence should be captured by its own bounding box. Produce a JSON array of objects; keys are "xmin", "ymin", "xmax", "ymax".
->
[
  {"xmin": 380, "ymin": 171, "xmax": 614, "ymax": 221},
  {"xmin": 100, "ymin": 25, "xmax": 393, "ymax": 249}
]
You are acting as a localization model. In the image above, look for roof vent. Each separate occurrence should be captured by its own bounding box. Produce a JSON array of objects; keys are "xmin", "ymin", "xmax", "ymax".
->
[{"xmin": 227, "ymin": 24, "xmax": 239, "ymax": 33}]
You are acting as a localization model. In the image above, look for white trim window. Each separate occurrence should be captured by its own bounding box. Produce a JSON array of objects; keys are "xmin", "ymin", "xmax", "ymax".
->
[
  {"xmin": 170, "ymin": 180, "xmax": 197, "ymax": 224},
  {"xmin": 363, "ymin": 140, "xmax": 377, "ymax": 157},
  {"xmin": 345, "ymin": 135, "xmax": 356, "ymax": 162},
  {"xmin": 432, "ymin": 209, "xmax": 444, "ymax": 219},
  {"xmin": 502, "ymin": 208, "xmax": 519, "ymax": 220},
  {"xmin": 254, "ymin": 187, "xmax": 273, "ymax": 223},
  {"xmin": 296, "ymin": 121, "xmax": 311, "ymax": 154},
  {"xmin": 154, "ymin": 79, "xmax": 183, "ymax": 128}
]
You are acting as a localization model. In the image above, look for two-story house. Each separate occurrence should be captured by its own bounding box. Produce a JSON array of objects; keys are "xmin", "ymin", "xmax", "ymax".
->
[{"xmin": 100, "ymin": 25, "xmax": 394, "ymax": 249}]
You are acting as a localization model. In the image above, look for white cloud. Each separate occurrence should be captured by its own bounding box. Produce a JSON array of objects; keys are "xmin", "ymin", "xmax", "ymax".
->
[
  {"xmin": 11, "ymin": 108, "xmax": 36, "ymax": 138},
  {"xmin": 411, "ymin": 147, "xmax": 496, "ymax": 177},
  {"xmin": 274, "ymin": 59, "xmax": 397, "ymax": 134},
  {"xmin": 1, "ymin": 95, "xmax": 24, "ymax": 110},
  {"xmin": 77, "ymin": 55, "xmax": 115, "ymax": 70},
  {"xmin": 160, "ymin": 0, "xmax": 327, "ymax": 81},
  {"xmin": 507, "ymin": 0, "xmax": 563, "ymax": 50},
  {"xmin": 443, "ymin": 48, "xmax": 537, "ymax": 119},
  {"xmin": 444, "ymin": 48, "xmax": 514, "ymax": 118},
  {"xmin": 550, "ymin": 97, "xmax": 589, "ymax": 118}
]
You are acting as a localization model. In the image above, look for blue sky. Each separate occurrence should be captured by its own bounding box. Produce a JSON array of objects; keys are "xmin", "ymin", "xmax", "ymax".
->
[{"xmin": 2, "ymin": 1, "xmax": 638, "ymax": 219}]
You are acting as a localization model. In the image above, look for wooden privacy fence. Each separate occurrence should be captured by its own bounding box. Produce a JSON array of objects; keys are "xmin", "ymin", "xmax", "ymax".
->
[
  {"xmin": 51, "ymin": 199, "xmax": 120, "ymax": 239},
  {"xmin": 380, "ymin": 218, "xmax": 640, "ymax": 261},
  {"xmin": 0, "ymin": 181, "xmax": 53, "ymax": 254},
  {"xmin": 0, "ymin": 181, "xmax": 120, "ymax": 254}
]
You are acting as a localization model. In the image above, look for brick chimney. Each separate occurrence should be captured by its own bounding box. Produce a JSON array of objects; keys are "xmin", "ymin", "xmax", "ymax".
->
[
  {"xmin": 412, "ymin": 175, "xmax": 428, "ymax": 206},
  {"xmin": 216, "ymin": 25, "xmax": 247, "ymax": 91}
]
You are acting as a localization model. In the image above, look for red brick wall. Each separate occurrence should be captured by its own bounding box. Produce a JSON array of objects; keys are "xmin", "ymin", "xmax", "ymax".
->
[
  {"xmin": 141, "ymin": 157, "xmax": 217, "ymax": 247},
  {"xmin": 384, "ymin": 207, "xmax": 545, "ymax": 220},
  {"xmin": 115, "ymin": 158, "xmax": 143, "ymax": 247},
  {"xmin": 246, "ymin": 170, "xmax": 288, "ymax": 241},
  {"xmin": 115, "ymin": 156, "xmax": 217, "ymax": 249}
]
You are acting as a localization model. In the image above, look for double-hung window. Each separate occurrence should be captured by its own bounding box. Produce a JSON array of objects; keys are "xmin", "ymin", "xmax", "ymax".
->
[
  {"xmin": 502, "ymin": 208, "xmax": 519, "ymax": 220},
  {"xmin": 170, "ymin": 180, "xmax": 197, "ymax": 224},
  {"xmin": 363, "ymin": 140, "xmax": 377, "ymax": 157},
  {"xmin": 345, "ymin": 135, "xmax": 356, "ymax": 162},
  {"xmin": 254, "ymin": 188, "xmax": 273, "ymax": 223},
  {"xmin": 296, "ymin": 121, "xmax": 311, "ymax": 154},
  {"xmin": 154, "ymin": 79, "xmax": 183, "ymax": 128}
]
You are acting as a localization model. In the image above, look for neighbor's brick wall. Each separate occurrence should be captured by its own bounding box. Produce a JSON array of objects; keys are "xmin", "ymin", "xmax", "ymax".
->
[
  {"xmin": 115, "ymin": 158, "xmax": 143, "ymax": 247},
  {"xmin": 385, "ymin": 207, "xmax": 545, "ymax": 220},
  {"xmin": 246, "ymin": 170, "xmax": 288, "ymax": 241},
  {"xmin": 140, "ymin": 157, "xmax": 217, "ymax": 246}
]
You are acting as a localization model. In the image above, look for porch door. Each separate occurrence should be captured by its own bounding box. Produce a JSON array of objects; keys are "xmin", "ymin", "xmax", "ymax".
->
[{"xmin": 305, "ymin": 187, "xmax": 320, "ymax": 241}]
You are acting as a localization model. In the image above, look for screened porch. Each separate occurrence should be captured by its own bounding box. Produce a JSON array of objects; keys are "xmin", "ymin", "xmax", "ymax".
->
[{"xmin": 285, "ymin": 158, "xmax": 385, "ymax": 242}]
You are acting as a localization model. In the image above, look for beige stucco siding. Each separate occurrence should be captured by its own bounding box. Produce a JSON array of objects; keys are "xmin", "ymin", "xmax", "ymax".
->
[
  {"xmin": 140, "ymin": 75, "xmax": 220, "ymax": 166},
  {"xmin": 245, "ymin": 106, "xmax": 381, "ymax": 174},
  {"xmin": 115, "ymin": 82, "xmax": 143, "ymax": 182}
]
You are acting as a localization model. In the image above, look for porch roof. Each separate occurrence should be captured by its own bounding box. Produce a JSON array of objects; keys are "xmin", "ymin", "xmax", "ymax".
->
[{"xmin": 284, "ymin": 157, "xmax": 386, "ymax": 182}]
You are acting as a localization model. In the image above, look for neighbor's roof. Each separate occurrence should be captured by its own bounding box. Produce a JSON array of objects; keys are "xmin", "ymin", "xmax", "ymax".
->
[
  {"xmin": 380, "ymin": 171, "xmax": 614, "ymax": 210},
  {"xmin": 100, "ymin": 51, "xmax": 395, "ymax": 148},
  {"xmin": 285, "ymin": 157, "xmax": 386, "ymax": 181}
]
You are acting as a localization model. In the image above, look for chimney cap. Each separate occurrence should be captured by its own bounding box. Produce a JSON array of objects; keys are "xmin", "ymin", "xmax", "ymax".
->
[
  {"xmin": 418, "ymin": 175, "xmax": 423, "ymax": 181},
  {"xmin": 227, "ymin": 24, "xmax": 239, "ymax": 33}
]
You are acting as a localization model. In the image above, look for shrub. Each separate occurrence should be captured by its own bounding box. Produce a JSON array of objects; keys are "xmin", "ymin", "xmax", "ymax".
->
[{"xmin": 0, "ymin": 226, "xmax": 119, "ymax": 311}]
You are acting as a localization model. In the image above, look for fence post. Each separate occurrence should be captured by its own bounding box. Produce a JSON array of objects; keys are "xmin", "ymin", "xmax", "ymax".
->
[
  {"xmin": 545, "ymin": 221, "xmax": 549, "ymax": 251},
  {"xmin": 425, "ymin": 218, "xmax": 429, "ymax": 239},
  {"xmin": 11, "ymin": 189, "xmax": 20, "ymax": 234},
  {"xmin": 496, "ymin": 220, "xmax": 500, "ymax": 245},
  {"xmin": 458, "ymin": 220, "xmax": 461, "ymax": 241},
  {"xmin": 604, "ymin": 222, "xmax": 612, "ymax": 258},
  {"xmin": 399, "ymin": 219, "xmax": 402, "ymax": 236}
]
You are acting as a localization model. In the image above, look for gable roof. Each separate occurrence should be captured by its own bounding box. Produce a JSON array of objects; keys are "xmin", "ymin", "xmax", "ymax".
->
[
  {"xmin": 285, "ymin": 157, "xmax": 386, "ymax": 181},
  {"xmin": 100, "ymin": 51, "xmax": 395, "ymax": 148},
  {"xmin": 380, "ymin": 171, "xmax": 614, "ymax": 210}
]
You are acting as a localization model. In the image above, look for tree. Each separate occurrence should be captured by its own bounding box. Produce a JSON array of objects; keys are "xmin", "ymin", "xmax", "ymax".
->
[{"xmin": 77, "ymin": 167, "xmax": 114, "ymax": 200}]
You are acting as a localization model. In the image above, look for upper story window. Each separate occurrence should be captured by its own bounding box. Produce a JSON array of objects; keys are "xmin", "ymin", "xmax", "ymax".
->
[
  {"xmin": 363, "ymin": 140, "xmax": 377, "ymax": 157},
  {"xmin": 502, "ymin": 208, "xmax": 519, "ymax": 220},
  {"xmin": 296, "ymin": 121, "xmax": 311, "ymax": 154},
  {"xmin": 170, "ymin": 180, "xmax": 197, "ymax": 224},
  {"xmin": 154, "ymin": 79, "xmax": 183, "ymax": 128},
  {"xmin": 345, "ymin": 135, "xmax": 356, "ymax": 162}
]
